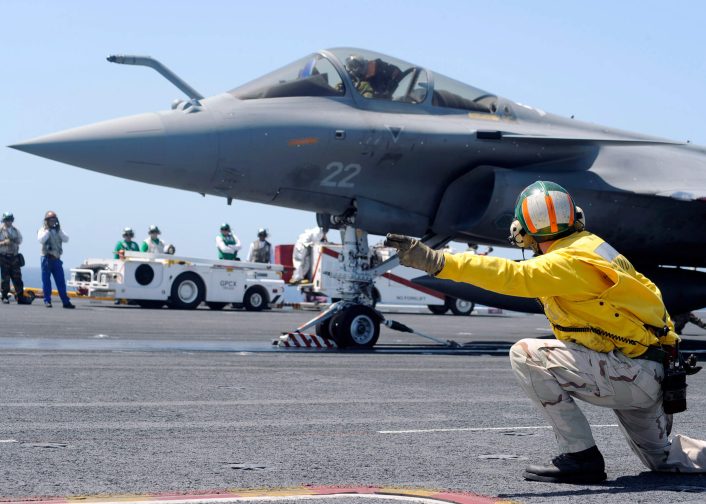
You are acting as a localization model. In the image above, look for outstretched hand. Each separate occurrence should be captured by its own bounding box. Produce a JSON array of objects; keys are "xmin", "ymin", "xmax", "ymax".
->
[
  {"xmin": 384, "ymin": 233, "xmax": 416, "ymax": 252},
  {"xmin": 384, "ymin": 233, "xmax": 445, "ymax": 276}
]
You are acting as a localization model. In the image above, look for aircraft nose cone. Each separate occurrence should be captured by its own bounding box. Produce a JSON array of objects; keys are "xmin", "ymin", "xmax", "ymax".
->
[{"xmin": 10, "ymin": 112, "xmax": 166, "ymax": 179}]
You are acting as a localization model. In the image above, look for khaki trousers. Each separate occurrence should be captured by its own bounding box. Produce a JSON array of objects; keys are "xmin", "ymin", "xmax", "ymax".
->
[{"xmin": 510, "ymin": 338, "xmax": 706, "ymax": 472}]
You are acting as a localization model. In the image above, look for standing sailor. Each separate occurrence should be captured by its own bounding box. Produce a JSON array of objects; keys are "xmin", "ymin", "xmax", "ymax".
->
[
  {"xmin": 247, "ymin": 228, "xmax": 274, "ymax": 263},
  {"xmin": 141, "ymin": 225, "xmax": 166, "ymax": 254},
  {"xmin": 216, "ymin": 223, "xmax": 241, "ymax": 260},
  {"xmin": 0, "ymin": 212, "xmax": 28, "ymax": 304},
  {"xmin": 37, "ymin": 211, "xmax": 74, "ymax": 309},
  {"xmin": 290, "ymin": 227, "xmax": 325, "ymax": 283},
  {"xmin": 113, "ymin": 228, "xmax": 140, "ymax": 259}
]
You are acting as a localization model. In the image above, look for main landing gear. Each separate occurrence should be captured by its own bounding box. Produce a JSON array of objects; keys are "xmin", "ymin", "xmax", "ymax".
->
[{"xmin": 287, "ymin": 215, "xmax": 453, "ymax": 349}]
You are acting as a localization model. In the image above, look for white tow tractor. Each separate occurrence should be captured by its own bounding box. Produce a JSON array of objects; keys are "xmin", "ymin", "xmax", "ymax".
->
[{"xmin": 68, "ymin": 252, "xmax": 284, "ymax": 310}]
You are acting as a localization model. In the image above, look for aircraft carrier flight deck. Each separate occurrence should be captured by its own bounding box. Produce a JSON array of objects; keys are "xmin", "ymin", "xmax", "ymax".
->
[{"xmin": 2, "ymin": 301, "xmax": 706, "ymax": 504}]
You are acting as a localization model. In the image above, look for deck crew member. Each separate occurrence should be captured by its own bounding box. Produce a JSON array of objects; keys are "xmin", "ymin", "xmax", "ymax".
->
[
  {"xmin": 291, "ymin": 226, "xmax": 325, "ymax": 283},
  {"xmin": 386, "ymin": 180, "xmax": 706, "ymax": 482},
  {"xmin": 141, "ymin": 225, "xmax": 165, "ymax": 254},
  {"xmin": 216, "ymin": 223, "xmax": 241, "ymax": 261},
  {"xmin": 113, "ymin": 227, "xmax": 140, "ymax": 259},
  {"xmin": 247, "ymin": 228, "xmax": 274, "ymax": 263},
  {"xmin": 37, "ymin": 211, "xmax": 74, "ymax": 309},
  {"xmin": 0, "ymin": 212, "xmax": 28, "ymax": 304}
]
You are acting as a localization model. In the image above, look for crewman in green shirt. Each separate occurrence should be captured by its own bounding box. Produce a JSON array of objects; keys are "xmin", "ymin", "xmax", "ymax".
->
[
  {"xmin": 114, "ymin": 227, "xmax": 140, "ymax": 259},
  {"xmin": 216, "ymin": 223, "xmax": 241, "ymax": 260}
]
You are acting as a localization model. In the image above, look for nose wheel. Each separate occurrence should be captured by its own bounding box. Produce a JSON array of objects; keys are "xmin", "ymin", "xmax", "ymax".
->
[
  {"xmin": 310, "ymin": 302, "xmax": 382, "ymax": 349},
  {"xmin": 329, "ymin": 304, "xmax": 381, "ymax": 348}
]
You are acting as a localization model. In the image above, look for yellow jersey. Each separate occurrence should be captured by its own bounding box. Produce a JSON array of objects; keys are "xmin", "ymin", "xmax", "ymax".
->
[{"xmin": 438, "ymin": 231, "xmax": 678, "ymax": 357}]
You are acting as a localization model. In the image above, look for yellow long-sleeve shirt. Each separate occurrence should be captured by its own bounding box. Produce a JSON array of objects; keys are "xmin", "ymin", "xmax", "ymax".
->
[{"xmin": 438, "ymin": 231, "xmax": 678, "ymax": 357}]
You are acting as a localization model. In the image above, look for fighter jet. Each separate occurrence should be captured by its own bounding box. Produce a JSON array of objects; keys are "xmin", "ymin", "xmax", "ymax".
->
[{"xmin": 10, "ymin": 48, "xmax": 706, "ymax": 346}]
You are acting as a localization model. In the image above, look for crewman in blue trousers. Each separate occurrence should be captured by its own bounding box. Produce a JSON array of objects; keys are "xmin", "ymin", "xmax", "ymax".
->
[{"xmin": 37, "ymin": 211, "xmax": 74, "ymax": 309}]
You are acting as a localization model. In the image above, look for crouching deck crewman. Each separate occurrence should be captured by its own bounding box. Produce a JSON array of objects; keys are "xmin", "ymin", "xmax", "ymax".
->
[{"xmin": 386, "ymin": 180, "xmax": 706, "ymax": 483}]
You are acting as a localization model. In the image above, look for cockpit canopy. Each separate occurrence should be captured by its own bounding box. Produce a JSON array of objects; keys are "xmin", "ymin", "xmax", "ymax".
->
[{"xmin": 230, "ymin": 48, "xmax": 496, "ymax": 113}]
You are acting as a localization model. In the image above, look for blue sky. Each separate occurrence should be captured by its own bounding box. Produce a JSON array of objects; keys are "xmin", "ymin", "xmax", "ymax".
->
[{"xmin": 2, "ymin": 0, "xmax": 705, "ymax": 268}]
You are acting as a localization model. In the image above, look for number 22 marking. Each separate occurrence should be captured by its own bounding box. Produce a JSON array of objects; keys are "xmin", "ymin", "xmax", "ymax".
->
[{"xmin": 320, "ymin": 162, "xmax": 361, "ymax": 188}]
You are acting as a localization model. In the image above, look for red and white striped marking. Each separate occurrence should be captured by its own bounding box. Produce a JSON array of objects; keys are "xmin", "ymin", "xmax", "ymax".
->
[{"xmin": 277, "ymin": 332, "xmax": 337, "ymax": 349}]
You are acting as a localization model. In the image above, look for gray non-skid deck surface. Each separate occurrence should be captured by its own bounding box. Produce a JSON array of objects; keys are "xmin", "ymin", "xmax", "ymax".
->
[{"xmin": 1, "ymin": 301, "xmax": 706, "ymax": 503}]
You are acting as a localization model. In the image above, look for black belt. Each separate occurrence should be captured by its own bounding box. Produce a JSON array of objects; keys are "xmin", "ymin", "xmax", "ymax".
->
[{"xmin": 633, "ymin": 346, "xmax": 667, "ymax": 364}]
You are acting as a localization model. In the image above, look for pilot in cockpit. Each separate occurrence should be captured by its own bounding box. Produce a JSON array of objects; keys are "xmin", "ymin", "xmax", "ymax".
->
[{"xmin": 344, "ymin": 54, "xmax": 408, "ymax": 100}]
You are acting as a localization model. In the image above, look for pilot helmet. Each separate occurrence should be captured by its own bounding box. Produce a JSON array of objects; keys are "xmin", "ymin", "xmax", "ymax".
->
[
  {"xmin": 510, "ymin": 181, "xmax": 585, "ymax": 246},
  {"xmin": 345, "ymin": 55, "xmax": 368, "ymax": 81},
  {"xmin": 122, "ymin": 227, "xmax": 135, "ymax": 239}
]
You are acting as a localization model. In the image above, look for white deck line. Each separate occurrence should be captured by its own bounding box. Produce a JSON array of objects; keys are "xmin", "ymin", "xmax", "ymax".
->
[{"xmin": 378, "ymin": 424, "xmax": 619, "ymax": 434}]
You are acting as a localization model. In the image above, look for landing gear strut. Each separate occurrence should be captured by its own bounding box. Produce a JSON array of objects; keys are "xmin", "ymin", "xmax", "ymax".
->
[{"xmin": 288, "ymin": 215, "xmax": 451, "ymax": 349}]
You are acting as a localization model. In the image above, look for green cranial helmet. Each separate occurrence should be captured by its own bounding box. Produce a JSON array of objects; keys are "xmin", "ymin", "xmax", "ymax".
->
[
  {"xmin": 220, "ymin": 223, "xmax": 231, "ymax": 232},
  {"xmin": 2, "ymin": 212, "xmax": 13, "ymax": 222},
  {"xmin": 513, "ymin": 181, "xmax": 581, "ymax": 243}
]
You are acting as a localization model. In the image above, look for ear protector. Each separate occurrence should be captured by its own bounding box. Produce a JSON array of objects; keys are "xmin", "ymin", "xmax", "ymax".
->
[{"xmin": 508, "ymin": 206, "xmax": 585, "ymax": 250}]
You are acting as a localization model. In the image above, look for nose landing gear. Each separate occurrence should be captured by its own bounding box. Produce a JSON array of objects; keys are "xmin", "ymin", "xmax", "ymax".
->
[{"xmin": 284, "ymin": 215, "xmax": 452, "ymax": 349}]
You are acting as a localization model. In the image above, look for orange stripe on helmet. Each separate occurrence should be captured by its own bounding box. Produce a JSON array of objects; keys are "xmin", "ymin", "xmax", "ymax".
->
[
  {"xmin": 545, "ymin": 194, "xmax": 559, "ymax": 233},
  {"xmin": 522, "ymin": 198, "xmax": 538, "ymax": 234},
  {"xmin": 568, "ymin": 196, "xmax": 575, "ymax": 226}
]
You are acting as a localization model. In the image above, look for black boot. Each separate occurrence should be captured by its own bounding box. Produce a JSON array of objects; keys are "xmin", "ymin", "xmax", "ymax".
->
[{"xmin": 524, "ymin": 445, "xmax": 606, "ymax": 483}]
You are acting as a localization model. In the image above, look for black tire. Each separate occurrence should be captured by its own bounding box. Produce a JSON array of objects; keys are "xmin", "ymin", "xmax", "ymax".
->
[
  {"xmin": 428, "ymin": 304, "xmax": 448, "ymax": 315},
  {"xmin": 169, "ymin": 272, "xmax": 205, "ymax": 310},
  {"xmin": 330, "ymin": 304, "xmax": 381, "ymax": 348},
  {"xmin": 136, "ymin": 300, "xmax": 166, "ymax": 309},
  {"xmin": 243, "ymin": 285, "xmax": 268, "ymax": 312},
  {"xmin": 315, "ymin": 319, "xmax": 333, "ymax": 340},
  {"xmin": 207, "ymin": 302, "xmax": 228, "ymax": 311},
  {"xmin": 447, "ymin": 297, "xmax": 474, "ymax": 316}
]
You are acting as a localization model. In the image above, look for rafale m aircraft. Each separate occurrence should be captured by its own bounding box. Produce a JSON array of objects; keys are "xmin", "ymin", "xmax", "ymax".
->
[{"xmin": 11, "ymin": 48, "xmax": 706, "ymax": 347}]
